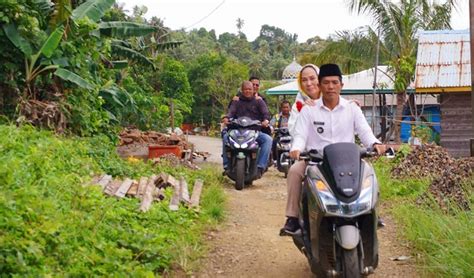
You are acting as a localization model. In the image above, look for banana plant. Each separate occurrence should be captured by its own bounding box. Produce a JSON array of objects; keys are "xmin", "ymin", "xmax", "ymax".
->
[
  {"xmin": 2, "ymin": 0, "xmax": 118, "ymax": 97},
  {"xmin": 2, "ymin": 23, "xmax": 93, "ymax": 97}
]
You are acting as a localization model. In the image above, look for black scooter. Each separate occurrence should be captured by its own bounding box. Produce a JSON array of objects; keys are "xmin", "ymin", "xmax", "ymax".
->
[
  {"xmin": 223, "ymin": 117, "xmax": 262, "ymax": 190},
  {"xmin": 273, "ymin": 127, "xmax": 293, "ymax": 177},
  {"xmin": 289, "ymin": 142, "xmax": 379, "ymax": 277}
]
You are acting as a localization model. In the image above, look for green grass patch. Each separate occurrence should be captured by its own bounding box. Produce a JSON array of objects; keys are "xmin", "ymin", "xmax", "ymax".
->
[
  {"xmin": 392, "ymin": 203, "xmax": 473, "ymax": 277},
  {"xmin": 374, "ymin": 157, "xmax": 431, "ymax": 200},
  {"xmin": 373, "ymin": 156, "xmax": 473, "ymax": 277},
  {"xmin": 0, "ymin": 124, "xmax": 225, "ymax": 275}
]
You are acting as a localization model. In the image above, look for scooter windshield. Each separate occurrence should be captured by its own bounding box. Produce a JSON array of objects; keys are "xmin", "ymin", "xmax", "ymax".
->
[{"xmin": 322, "ymin": 143, "xmax": 361, "ymax": 202}]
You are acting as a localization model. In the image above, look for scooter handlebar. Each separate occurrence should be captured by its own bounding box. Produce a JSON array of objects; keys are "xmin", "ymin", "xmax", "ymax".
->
[{"xmin": 298, "ymin": 149, "xmax": 323, "ymax": 162}]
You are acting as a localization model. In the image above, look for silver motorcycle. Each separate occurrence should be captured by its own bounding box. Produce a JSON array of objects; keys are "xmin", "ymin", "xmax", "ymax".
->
[{"xmin": 289, "ymin": 142, "xmax": 380, "ymax": 277}]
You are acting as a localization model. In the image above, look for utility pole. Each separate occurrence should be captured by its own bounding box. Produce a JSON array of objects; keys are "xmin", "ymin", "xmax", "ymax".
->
[
  {"xmin": 372, "ymin": 27, "xmax": 381, "ymax": 132},
  {"xmin": 470, "ymin": 0, "xmax": 474, "ymax": 156}
]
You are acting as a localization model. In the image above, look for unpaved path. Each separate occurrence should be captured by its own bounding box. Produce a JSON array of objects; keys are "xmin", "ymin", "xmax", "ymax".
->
[{"xmin": 188, "ymin": 135, "xmax": 417, "ymax": 277}]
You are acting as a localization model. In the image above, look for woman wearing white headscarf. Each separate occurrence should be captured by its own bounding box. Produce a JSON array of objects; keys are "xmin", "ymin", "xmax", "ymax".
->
[
  {"xmin": 287, "ymin": 64, "xmax": 320, "ymax": 137},
  {"xmin": 282, "ymin": 64, "xmax": 321, "ymax": 235}
]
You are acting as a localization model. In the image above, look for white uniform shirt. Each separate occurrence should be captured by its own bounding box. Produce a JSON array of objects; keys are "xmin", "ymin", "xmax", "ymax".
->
[{"xmin": 291, "ymin": 97, "xmax": 380, "ymax": 153}]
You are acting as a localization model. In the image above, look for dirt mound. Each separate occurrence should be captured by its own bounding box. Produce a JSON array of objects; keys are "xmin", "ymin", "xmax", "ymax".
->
[
  {"xmin": 421, "ymin": 157, "xmax": 473, "ymax": 212},
  {"xmin": 391, "ymin": 144, "xmax": 453, "ymax": 179},
  {"xmin": 391, "ymin": 144, "xmax": 472, "ymax": 211}
]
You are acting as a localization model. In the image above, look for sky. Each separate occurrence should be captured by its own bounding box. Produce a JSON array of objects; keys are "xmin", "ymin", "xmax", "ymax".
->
[{"xmin": 122, "ymin": 0, "xmax": 470, "ymax": 42}]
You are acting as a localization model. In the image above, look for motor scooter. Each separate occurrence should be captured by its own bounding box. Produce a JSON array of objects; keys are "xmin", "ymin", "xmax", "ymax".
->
[
  {"xmin": 223, "ymin": 117, "xmax": 262, "ymax": 190},
  {"xmin": 273, "ymin": 127, "xmax": 293, "ymax": 177},
  {"xmin": 288, "ymin": 142, "xmax": 380, "ymax": 277}
]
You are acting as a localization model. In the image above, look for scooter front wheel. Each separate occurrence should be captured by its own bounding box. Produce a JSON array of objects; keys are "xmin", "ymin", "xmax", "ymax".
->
[
  {"xmin": 235, "ymin": 159, "xmax": 245, "ymax": 190},
  {"xmin": 341, "ymin": 248, "xmax": 361, "ymax": 278}
]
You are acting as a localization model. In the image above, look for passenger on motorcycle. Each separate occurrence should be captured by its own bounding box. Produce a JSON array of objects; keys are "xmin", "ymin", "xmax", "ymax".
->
[
  {"xmin": 222, "ymin": 81, "xmax": 273, "ymax": 178},
  {"xmin": 270, "ymin": 100, "xmax": 291, "ymax": 161},
  {"xmin": 281, "ymin": 63, "xmax": 387, "ymax": 235}
]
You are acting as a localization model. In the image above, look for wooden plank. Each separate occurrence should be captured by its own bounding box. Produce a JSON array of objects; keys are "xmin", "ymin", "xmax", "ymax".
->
[
  {"xmin": 137, "ymin": 177, "xmax": 149, "ymax": 199},
  {"xmin": 153, "ymin": 187, "xmax": 165, "ymax": 201},
  {"xmin": 114, "ymin": 178, "xmax": 134, "ymax": 198},
  {"xmin": 126, "ymin": 180, "xmax": 139, "ymax": 196},
  {"xmin": 139, "ymin": 175, "xmax": 157, "ymax": 212},
  {"xmin": 154, "ymin": 174, "xmax": 164, "ymax": 187},
  {"xmin": 97, "ymin": 174, "xmax": 112, "ymax": 190},
  {"xmin": 158, "ymin": 172, "xmax": 168, "ymax": 188},
  {"xmin": 161, "ymin": 173, "xmax": 178, "ymax": 188},
  {"xmin": 190, "ymin": 179, "xmax": 204, "ymax": 208},
  {"xmin": 84, "ymin": 175, "xmax": 103, "ymax": 187},
  {"xmin": 168, "ymin": 181, "xmax": 181, "ymax": 211},
  {"xmin": 179, "ymin": 176, "xmax": 190, "ymax": 203},
  {"xmin": 103, "ymin": 179, "xmax": 122, "ymax": 196}
]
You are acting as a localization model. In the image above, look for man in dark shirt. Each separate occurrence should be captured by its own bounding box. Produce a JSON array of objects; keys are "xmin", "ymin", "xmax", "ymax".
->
[
  {"xmin": 227, "ymin": 76, "xmax": 271, "ymax": 136},
  {"xmin": 222, "ymin": 81, "xmax": 272, "ymax": 177}
]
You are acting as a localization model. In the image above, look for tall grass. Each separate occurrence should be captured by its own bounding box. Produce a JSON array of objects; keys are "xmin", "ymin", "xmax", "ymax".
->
[
  {"xmin": 0, "ymin": 124, "xmax": 225, "ymax": 275},
  {"xmin": 393, "ymin": 203, "xmax": 473, "ymax": 277},
  {"xmin": 373, "ymin": 157, "xmax": 473, "ymax": 277}
]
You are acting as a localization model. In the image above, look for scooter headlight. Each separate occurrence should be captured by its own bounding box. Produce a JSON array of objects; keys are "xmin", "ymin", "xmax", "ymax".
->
[{"xmin": 312, "ymin": 176, "xmax": 374, "ymax": 217}]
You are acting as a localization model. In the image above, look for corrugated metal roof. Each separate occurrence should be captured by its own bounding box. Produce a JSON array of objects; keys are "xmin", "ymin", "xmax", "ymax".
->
[{"xmin": 415, "ymin": 29, "xmax": 471, "ymax": 89}]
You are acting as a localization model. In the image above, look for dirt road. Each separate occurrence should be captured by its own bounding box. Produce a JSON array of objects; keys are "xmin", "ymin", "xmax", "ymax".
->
[{"xmin": 187, "ymin": 135, "xmax": 417, "ymax": 277}]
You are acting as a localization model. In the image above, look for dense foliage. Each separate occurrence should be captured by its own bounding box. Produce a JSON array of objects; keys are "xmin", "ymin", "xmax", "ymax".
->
[
  {"xmin": 0, "ymin": 0, "xmax": 327, "ymax": 134},
  {"xmin": 0, "ymin": 124, "xmax": 226, "ymax": 275}
]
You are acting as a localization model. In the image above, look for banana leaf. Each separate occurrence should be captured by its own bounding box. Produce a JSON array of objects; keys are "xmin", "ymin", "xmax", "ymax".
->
[
  {"xmin": 2, "ymin": 23, "xmax": 33, "ymax": 56},
  {"xmin": 99, "ymin": 22, "xmax": 156, "ymax": 38},
  {"xmin": 111, "ymin": 60, "xmax": 128, "ymax": 69},
  {"xmin": 145, "ymin": 41, "xmax": 184, "ymax": 51},
  {"xmin": 111, "ymin": 39, "xmax": 132, "ymax": 48},
  {"xmin": 39, "ymin": 26, "xmax": 65, "ymax": 58},
  {"xmin": 112, "ymin": 44, "xmax": 155, "ymax": 68},
  {"xmin": 100, "ymin": 88, "xmax": 125, "ymax": 108},
  {"xmin": 71, "ymin": 0, "xmax": 115, "ymax": 22},
  {"xmin": 54, "ymin": 68, "xmax": 94, "ymax": 90}
]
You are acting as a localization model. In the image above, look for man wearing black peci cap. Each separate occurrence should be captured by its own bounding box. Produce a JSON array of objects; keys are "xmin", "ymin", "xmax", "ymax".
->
[{"xmin": 280, "ymin": 63, "xmax": 387, "ymax": 235}]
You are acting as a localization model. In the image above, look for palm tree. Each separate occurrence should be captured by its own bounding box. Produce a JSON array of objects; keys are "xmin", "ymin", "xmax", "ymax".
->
[
  {"xmin": 347, "ymin": 0, "xmax": 457, "ymax": 142},
  {"xmin": 236, "ymin": 18, "xmax": 245, "ymax": 37},
  {"xmin": 315, "ymin": 27, "xmax": 383, "ymax": 74}
]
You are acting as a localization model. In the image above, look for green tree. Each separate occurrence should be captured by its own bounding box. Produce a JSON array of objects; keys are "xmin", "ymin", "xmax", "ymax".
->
[
  {"xmin": 159, "ymin": 57, "xmax": 192, "ymax": 128},
  {"xmin": 347, "ymin": 0, "xmax": 456, "ymax": 142},
  {"xmin": 186, "ymin": 52, "xmax": 248, "ymax": 126}
]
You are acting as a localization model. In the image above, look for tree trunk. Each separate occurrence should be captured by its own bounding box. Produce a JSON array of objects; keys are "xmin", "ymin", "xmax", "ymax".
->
[
  {"xmin": 170, "ymin": 99, "xmax": 174, "ymax": 131},
  {"xmin": 393, "ymin": 91, "xmax": 406, "ymax": 143}
]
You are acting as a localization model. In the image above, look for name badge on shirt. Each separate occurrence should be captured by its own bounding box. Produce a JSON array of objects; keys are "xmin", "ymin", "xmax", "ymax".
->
[{"xmin": 313, "ymin": 121, "xmax": 325, "ymax": 125}]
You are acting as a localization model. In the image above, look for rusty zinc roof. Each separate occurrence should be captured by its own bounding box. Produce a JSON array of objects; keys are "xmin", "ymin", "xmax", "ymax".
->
[{"xmin": 415, "ymin": 29, "xmax": 471, "ymax": 92}]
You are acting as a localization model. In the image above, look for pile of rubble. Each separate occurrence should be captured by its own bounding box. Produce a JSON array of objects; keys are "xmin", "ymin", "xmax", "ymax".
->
[
  {"xmin": 119, "ymin": 128, "xmax": 192, "ymax": 149},
  {"xmin": 117, "ymin": 128, "xmax": 210, "ymax": 164},
  {"xmin": 391, "ymin": 144, "xmax": 473, "ymax": 211},
  {"xmin": 150, "ymin": 153, "xmax": 200, "ymax": 170}
]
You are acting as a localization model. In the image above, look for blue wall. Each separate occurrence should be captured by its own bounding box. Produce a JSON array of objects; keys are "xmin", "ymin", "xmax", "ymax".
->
[{"xmin": 400, "ymin": 106, "xmax": 440, "ymax": 143}]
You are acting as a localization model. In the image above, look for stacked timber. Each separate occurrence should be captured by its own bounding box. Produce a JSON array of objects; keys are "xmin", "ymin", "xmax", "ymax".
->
[{"xmin": 87, "ymin": 173, "xmax": 204, "ymax": 212}]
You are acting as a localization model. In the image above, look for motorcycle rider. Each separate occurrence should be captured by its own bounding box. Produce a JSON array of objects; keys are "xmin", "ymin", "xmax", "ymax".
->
[
  {"xmin": 270, "ymin": 100, "xmax": 291, "ymax": 162},
  {"xmin": 222, "ymin": 81, "xmax": 272, "ymax": 178},
  {"xmin": 228, "ymin": 76, "xmax": 272, "ymax": 137},
  {"xmin": 281, "ymin": 63, "xmax": 387, "ymax": 235}
]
